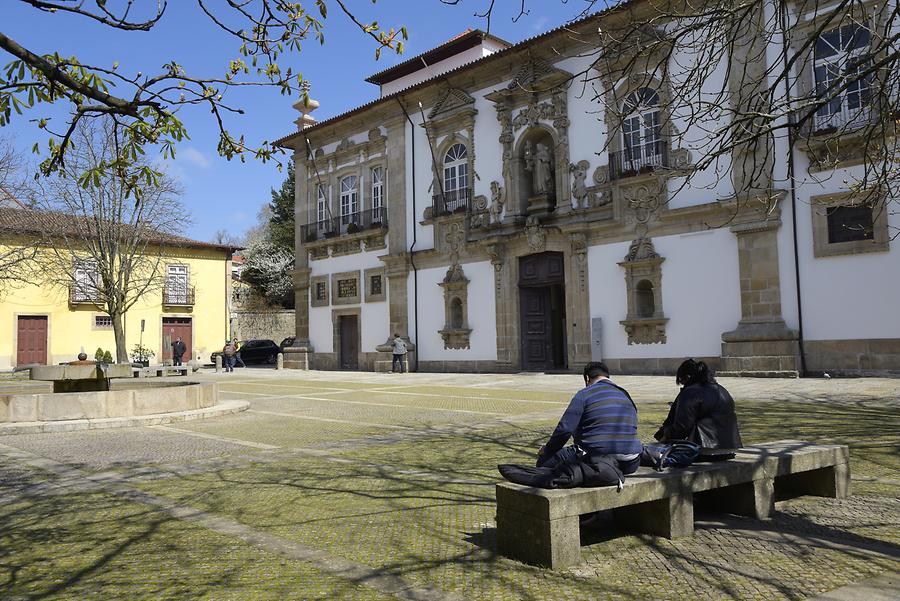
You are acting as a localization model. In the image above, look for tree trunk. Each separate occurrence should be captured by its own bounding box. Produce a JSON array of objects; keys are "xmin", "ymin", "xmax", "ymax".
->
[{"xmin": 112, "ymin": 311, "xmax": 128, "ymax": 364}]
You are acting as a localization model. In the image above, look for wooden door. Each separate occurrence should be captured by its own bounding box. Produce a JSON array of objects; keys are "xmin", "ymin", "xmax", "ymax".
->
[
  {"xmin": 17, "ymin": 316, "xmax": 48, "ymax": 366},
  {"xmin": 520, "ymin": 287, "xmax": 553, "ymax": 371},
  {"xmin": 339, "ymin": 315, "xmax": 359, "ymax": 370},
  {"xmin": 162, "ymin": 317, "xmax": 193, "ymax": 363}
]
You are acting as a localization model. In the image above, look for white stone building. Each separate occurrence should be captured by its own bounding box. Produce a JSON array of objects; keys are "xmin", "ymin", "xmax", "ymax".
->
[{"xmin": 277, "ymin": 5, "xmax": 900, "ymax": 376}]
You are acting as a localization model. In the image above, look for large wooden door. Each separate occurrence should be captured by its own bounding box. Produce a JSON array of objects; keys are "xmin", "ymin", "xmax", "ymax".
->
[
  {"xmin": 339, "ymin": 315, "xmax": 359, "ymax": 370},
  {"xmin": 162, "ymin": 317, "xmax": 193, "ymax": 363},
  {"xmin": 519, "ymin": 252, "xmax": 566, "ymax": 371},
  {"xmin": 17, "ymin": 316, "xmax": 48, "ymax": 366},
  {"xmin": 520, "ymin": 287, "xmax": 552, "ymax": 370}
]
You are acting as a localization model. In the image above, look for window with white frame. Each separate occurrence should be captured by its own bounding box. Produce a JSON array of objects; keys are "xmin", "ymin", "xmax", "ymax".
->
[
  {"xmin": 371, "ymin": 166, "xmax": 385, "ymax": 221},
  {"xmin": 165, "ymin": 264, "xmax": 190, "ymax": 304},
  {"xmin": 339, "ymin": 175, "xmax": 359, "ymax": 225},
  {"xmin": 442, "ymin": 143, "xmax": 468, "ymax": 211},
  {"xmin": 813, "ymin": 23, "xmax": 872, "ymax": 132},
  {"xmin": 620, "ymin": 88, "xmax": 663, "ymax": 173},
  {"xmin": 94, "ymin": 315, "xmax": 113, "ymax": 329},
  {"xmin": 72, "ymin": 259, "xmax": 99, "ymax": 302},
  {"xmin": 316, "ymin": 183, "xmax": 328, "ymax": 225}
]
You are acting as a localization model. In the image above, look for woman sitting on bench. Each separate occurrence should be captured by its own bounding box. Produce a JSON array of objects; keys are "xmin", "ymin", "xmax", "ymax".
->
[{"xmin": 646, "ymin": 359, "xmax": 743, "ymax": 467}]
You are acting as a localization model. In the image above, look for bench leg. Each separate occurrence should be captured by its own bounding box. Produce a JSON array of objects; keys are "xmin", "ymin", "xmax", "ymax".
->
[
  {"xmin": 775, "ymin": 463, "xmax": 851, "ymax": 501},
  {"xmin": 697, "ymin": 478, "xmax": 775, "ymax": 519},
  {"xmin": 616, "ymin": 493, "xmax": 694, "ymax": 539},
  {"xmin": 496, "ymin": 506, "xmax": 581, "ymax": 569}
]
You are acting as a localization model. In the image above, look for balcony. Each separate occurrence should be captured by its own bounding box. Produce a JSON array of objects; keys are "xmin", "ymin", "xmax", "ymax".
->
[
  {"xmin": 69, "ymin": 285, "xmax": 100, "ymax": 306},
  {"xmin": 812, "ymin": 104, "xmax": 872, "ymax": 135},
  {"xmin": 163, "ymin": 286, "xmax": 195, "ymax": 306},
  {"xmin": 301, "ymin": 208, "xmax": 388, "ymax": 243},
  {"xmin": 609, "ymin": 141, "xmax": 669, "ymax": 181},
  {"xmin": 432, "ymin": 188, "xmax": 472, "ymax": 216}
]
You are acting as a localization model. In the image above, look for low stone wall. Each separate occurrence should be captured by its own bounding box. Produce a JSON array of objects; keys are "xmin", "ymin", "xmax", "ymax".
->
[
  {"xmin": 0, "ymin": 381, "xmax": 218, "ymax": 422},
  {"xmin": 804, "ymin": 338, "xmax": 900, "ymax": 376}
]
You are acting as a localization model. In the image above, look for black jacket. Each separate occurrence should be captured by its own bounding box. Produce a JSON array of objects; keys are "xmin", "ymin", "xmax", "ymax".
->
[
  {"xmin": 655, "ymin": 382, "xmax": 742, "ymax": 453},
  {"xmin": 172, "ymin": 341, "xmax": 186, "ymax": 357}
]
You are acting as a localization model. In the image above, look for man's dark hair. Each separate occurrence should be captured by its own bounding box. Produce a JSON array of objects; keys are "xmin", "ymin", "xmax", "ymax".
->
[
  {"xmin": 676, "ymin": 358, "xmax": 714, "ymax": 386},
  {"xmin": 394, "ymin": 333, "xmax": 400, "ymax": 338},
  {"xmin": 583, "ymin": 361, "xmax": 610, "ymax": 380}
]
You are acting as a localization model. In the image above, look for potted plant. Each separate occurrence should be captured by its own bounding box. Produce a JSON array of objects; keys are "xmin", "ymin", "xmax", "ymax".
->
[
  {"xmin": 131, "ymin": 343, "xmax": 155, "ymax": 367},
  {"xmin": 346, "ymin": 222, "xmax": 360, "ymax": 234}
]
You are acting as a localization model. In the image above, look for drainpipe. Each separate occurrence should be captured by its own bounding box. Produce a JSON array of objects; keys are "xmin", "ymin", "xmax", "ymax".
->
[
  {"xmin": 396, "ymin": 98, "xmax": 420, "ymax": 371},
  {"xmin": 780, "ymin": 3, "xmax": 807, "ymax": 377}
]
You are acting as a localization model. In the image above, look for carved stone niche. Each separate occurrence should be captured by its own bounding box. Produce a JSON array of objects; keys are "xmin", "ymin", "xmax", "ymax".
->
[
  {"xmin": 438, "ymin": 262, "xmax": 472, "ymax": 350},
  {"xmin": 618, "ymin": 236, "xmax": 668, "ymax": 345}
]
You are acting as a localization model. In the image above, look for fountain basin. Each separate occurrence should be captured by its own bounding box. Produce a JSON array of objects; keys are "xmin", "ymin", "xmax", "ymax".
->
[
  {"xmin": 29, "ymin": 363, "xmax": 134, "ymax": 393},
  {"xmin": 1, "ymin": 380, "xmax": 218, "ymax": 422}
]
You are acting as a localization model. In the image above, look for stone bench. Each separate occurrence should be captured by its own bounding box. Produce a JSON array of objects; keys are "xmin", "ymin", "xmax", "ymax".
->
[{"xmin": 495, "ymin": 440, "xmax": 850, "ymax": 569}]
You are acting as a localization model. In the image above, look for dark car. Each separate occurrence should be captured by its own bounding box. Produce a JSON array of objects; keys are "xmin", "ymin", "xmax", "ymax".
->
[
  {"xmin": 280, "ymin": 336, "xmax": 296, "ymax": 350},
  {"xmin": 210, "ymin": 339, "xmax": 280, "ymax": 366}
]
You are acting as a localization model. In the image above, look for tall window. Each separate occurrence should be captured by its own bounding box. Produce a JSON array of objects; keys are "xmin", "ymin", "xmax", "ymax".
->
[
  {"xmin": 371, "ymin": 166, "xmax": 385, "ymax": 221},
  {"xmin": 621, "ymin": 88, "xmax": 663, "ymax": 172},
  {"xmin": 814, "ymin": 24, "xmax": 872, "ymax": 132},
  {"xmin": 339, "ymin": 175, "xmax": 358, "ymax": 225},
  {"xmin": 165, "ymin": 264, "xmax": 190, "ymax": 304},
  {"xmin": 442, "ymin": 143, "xmax": 468, "ymax": 211},
  {"xmin": 72, "ymin": 259, "xmax": 99, "ymax": 302},
  {"xmin": 316, "ymin": 184, "xmax": 328, "ymax": 225}
]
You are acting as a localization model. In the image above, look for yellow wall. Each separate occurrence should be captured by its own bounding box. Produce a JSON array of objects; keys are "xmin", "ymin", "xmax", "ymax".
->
[{"xmin": 0, "ymin": 245, "xmax": 231, "ymax": 369}]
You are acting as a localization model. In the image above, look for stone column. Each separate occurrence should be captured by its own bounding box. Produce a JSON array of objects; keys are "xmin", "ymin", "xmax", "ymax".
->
[
  {"xmin": 284, "ymin": 152, "xmax": 313, "ymax": 370},
  {"xmin": 567, "ymin": 232, "xmax": 592, "ymax": 370},
  {"xmin": 375, "ymin": 253, "xmax": 416, "ymax": 371},
  {"xmin": 487, "ymin": 242, "xmax": 515, "ymax": 368},
  {"xmin": 720, "ymin": 219, "xmax": 800, "ymax": 376}
]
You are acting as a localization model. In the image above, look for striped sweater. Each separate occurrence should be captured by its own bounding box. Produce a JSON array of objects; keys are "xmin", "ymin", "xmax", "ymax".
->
[{"xmin": 544, "ymin": 379, "xmax": 641, "ymax": 457}]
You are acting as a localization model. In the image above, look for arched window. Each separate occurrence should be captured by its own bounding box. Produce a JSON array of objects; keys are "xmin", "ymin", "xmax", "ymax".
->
[
  {"xmin": 371, "ymin": 166, "xmax": 385, "ymax": 221},
  {"xmin": 621, "ymin": 88, "xmax": 662, "ymax": 172},
  {"xmin": 442, "ymin": 143, "xmax": 468, "ymax": 211},
  {"xmin": 450, "ymin": 297, "xmax": 464, "ymax": 329},
  {"xmin": 814, "ymin": 24, "xmax": 871, "ymax": 131},
  {"xmin": 339, "ymin": 175, "xmax": 358, "ymax": 225},
  {"xmin": 635, "ymin": 279, "xmax": 655, "ymax": 318}
]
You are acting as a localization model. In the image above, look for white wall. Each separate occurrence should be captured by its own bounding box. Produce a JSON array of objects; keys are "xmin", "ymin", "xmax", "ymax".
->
[
  {"xmin": 308, "ymin": 250, "xmax": 390, "ymax": 354},
  {"xmin": 381, "ymin": 44, "xmax": 503, "ymax": 96},
  {"xmin": 588, "ymin": 228, "xmax": 742, "ymax": 359},
  {"xmin": 407, "ymin": 260, "xmax": 497, "ymax": 361}
]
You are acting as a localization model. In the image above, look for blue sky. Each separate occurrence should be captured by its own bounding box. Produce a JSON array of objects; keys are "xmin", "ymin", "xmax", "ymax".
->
[{"xmin": 3, "ymin": 1, "xmax": 603, "ymax": 242}]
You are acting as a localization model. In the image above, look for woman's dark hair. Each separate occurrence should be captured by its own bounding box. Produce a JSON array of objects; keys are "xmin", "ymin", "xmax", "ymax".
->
[{"xmin": 676, "ymin": 358, "xmax": 714, "ymax": 386}]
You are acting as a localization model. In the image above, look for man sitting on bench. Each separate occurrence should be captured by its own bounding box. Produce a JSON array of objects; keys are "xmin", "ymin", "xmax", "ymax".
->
[{"xmin": 499, "ymin": 362, "xmax": 641, "ymax": 488}]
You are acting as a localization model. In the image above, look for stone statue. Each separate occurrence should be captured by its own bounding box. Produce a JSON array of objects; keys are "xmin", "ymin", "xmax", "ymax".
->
[
  {"xmin": 570, "ymin": 160, "xmax": 590, "ymax": 209},
  {"xmin": 488, "ymin": 181, "xmax": 505, "ymax": 225},
  {"xmin": 525, "ymin": 140, "xmax": 554, "ymax": 195}
]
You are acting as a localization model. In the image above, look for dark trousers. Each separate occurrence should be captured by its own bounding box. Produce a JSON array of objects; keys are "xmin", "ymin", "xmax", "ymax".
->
[
  {"xmin": 173, "ymin": 355, "xmax": 183, "ymax": 366},
  {"xmin": 538, "ymin": 445, "xmax": 640, "ymax": 475},
  {"xmin": 392, "ymin": 354, "xmax": 405, "ymax": 372}
]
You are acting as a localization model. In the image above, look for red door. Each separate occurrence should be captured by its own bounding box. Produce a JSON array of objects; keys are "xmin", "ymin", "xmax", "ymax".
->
[
  {"xmin": 162, "ymin": 317, "xmax": 193, "ymax": 363},
  {"xmin": 17, "ymin": 316, "xmax": 48, "ymax": 366}
]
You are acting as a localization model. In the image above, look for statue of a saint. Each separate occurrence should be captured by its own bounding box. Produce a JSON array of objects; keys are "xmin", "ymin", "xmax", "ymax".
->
[
  {"xmin": 525, "ymin": 140, "xmax": 554, "ymax": 195},
  {"xmin": 488, "ymin": 181, "xmax": 505, "ymax": 225}
]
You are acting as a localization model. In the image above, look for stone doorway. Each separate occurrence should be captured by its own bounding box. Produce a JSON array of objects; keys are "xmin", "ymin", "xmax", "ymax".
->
[{"xmin": 518, "ymin": 252, "xmax": 567, "ymax": 371}]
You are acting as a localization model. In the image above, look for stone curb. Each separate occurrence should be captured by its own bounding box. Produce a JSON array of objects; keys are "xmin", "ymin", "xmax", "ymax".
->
[{"xmin": 0, "ymin": 400, "xmax": 250, "ymax": 435}]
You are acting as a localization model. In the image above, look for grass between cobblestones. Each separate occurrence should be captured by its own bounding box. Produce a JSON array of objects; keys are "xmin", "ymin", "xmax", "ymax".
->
[
  {"xmin": 2, "ymin": 377, "xmax": 898, "ymax": 600},
  {"xmin": 0, "ymin": 491, "xmax": 398, "ymax": 600}
]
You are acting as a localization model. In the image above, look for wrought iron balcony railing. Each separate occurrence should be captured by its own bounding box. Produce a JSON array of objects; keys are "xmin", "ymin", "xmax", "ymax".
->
[
  {"xmin": 609, "ymin": 141, "xmax": 669, "ymax": 181},
  {"xmin": 301, "ymin": 208, "xmax": 388, "ymax": 243},
  {"xmin": 69, "ymin": 285, "xmax": 100, "ymax": 305},
  {"xmin": 163, "ymin": 285, "xmax": 195, "ymax": 306},
  {"xmin": 432, "ymin": 188, "xmax": 472, "ymax": 215}
]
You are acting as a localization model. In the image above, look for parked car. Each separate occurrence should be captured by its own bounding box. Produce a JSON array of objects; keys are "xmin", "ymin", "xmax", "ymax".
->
[
  {"xmin": 280, "ymin": 336, "xmax": 296, "ymax": 350},
  {"xmin": 210, "ymin": 339, "xmax": 280, "ymax": 366}
]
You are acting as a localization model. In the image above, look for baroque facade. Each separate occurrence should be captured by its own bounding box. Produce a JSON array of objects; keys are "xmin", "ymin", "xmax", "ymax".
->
[{"xmin": 277, "ymin": 6, "xmax": 900, "ymax": 376}]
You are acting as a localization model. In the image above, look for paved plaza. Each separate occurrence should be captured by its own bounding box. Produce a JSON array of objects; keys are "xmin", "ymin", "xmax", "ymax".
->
[{"xmin": 1, "ymin": 370, "xmax": 898, "ymax": 600}]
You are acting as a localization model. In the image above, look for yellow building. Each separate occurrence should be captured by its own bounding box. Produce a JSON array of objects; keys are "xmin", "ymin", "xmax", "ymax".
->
[{"xmin": 0, "ymin": 207, "xmax": 234, "ymax": 368}]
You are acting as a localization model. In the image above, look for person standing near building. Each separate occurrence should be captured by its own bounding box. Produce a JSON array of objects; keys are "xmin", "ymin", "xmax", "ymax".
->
[
  {"xmin": 391, "ymin": 333, "xmax": 408, "ymax": 373},
  {"xmin": 171, "ymin": 337, "xmax": 186, "ymax": 366},
  {"xmin": 233, "ymin": 340, "xmax": 246, "ymax": 368},
  {"xmin": 223, "ymin": 339, "xmax": 236, "ymax": 373}
]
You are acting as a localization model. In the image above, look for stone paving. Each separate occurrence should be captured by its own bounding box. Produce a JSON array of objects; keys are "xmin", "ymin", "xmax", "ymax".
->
[{"xmin": 0, "ymin": 369, "xmax": 898, "ymax": 600}]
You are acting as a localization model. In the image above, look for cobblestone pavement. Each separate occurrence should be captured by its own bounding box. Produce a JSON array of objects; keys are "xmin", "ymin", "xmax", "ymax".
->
[{"xmin": 1, "ymin": 370, "xmax": 898, "ymax": 600}]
